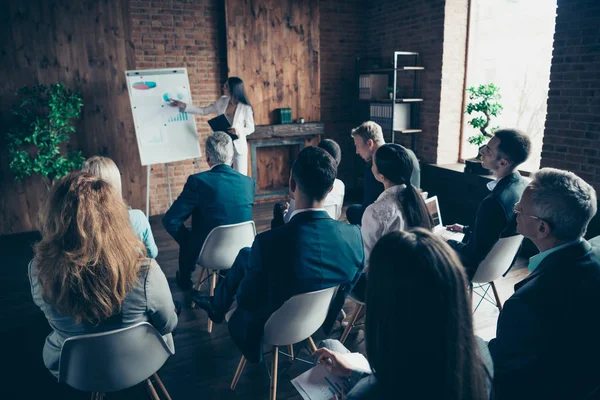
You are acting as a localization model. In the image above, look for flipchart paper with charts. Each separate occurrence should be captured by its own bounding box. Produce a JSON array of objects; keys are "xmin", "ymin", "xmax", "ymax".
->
[{"xmin": 125, "ymin": 68, "xmax": 201, "ymax": 165}]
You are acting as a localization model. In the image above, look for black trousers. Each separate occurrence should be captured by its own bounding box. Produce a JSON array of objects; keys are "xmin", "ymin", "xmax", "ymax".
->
[
  {"xmin": 212, "ymin": 247, "xmax": 252, "ymax": 314},
  {"xmin": 346, "ymin": 204, "xmax": 366, "ymax": 225},
  {"xmin": 177, "ymin": 229, "xmax": 202, "ymax": 280}
]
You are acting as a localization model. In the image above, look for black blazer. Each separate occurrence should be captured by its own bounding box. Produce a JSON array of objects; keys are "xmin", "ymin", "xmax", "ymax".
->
[
  {"xmin": 162, "ymin": 164, "xmax": 255, "ymax": 247},
  {"xmin": 228, "ymin": 210, "xmax": 365, "ymax": 363},
  {"xmin": 488, "ymin": 240, "xmax": 600, "ymax": 399},
  {"xmin": 449, "ymin": 172, "xmax": 528, "ymax": 279}
]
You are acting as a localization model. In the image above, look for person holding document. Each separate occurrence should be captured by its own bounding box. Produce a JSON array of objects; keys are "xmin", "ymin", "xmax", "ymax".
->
[
  {"xmin": 314, "ymin": 229, "xmax": 492, "ymax": 399},
  {"xmin": 170, "ymin": 77, "xmax": 254, "ymax": 175}
]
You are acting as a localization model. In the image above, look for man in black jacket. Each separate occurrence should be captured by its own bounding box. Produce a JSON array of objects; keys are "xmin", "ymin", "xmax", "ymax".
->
[
  {"xmin": 488, "ymin": 168, "xmax": 600, "ymax": 399},
  {"xmin": 194, "ymin": 147, "xmax": 365, "ymax": 363},
  {"xmin": 346, "ymin": 121, "xmax": 420, "ymax": 225},
  {"xmin": 446, "ymin": 128, "xmax": 531, "ymax": 280}
]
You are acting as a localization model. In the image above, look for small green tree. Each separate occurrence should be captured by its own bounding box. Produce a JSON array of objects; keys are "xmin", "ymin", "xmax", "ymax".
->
[
  {"xmin": 465, "ymin": 83, "xmax": 503, "ymax": 147},
  {"xmin": 5, "ymin": 84, "xmax": 85, "ymax": 190}
]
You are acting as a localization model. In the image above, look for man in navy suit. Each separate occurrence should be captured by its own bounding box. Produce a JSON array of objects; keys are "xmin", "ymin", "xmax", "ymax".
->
[
  {"xmin": 162, "ymin": 131, "xmax": 254, "ymax": 290},
  {"xmin": 488, "ymin": 168, "xmax": 600, "ymax": 399},
  {"xmin": 446, "ymin": 128, "xmax": 531, "ymax": 280},
  {"xmin": 194, "ymin": 146, "xmax": 365, "ymax": 363}
]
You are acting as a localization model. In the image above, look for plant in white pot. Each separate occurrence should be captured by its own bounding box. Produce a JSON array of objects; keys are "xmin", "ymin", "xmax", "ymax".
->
[{"xmin": 464, "ymin": 83, "xmax": 503, "ymax": 174}]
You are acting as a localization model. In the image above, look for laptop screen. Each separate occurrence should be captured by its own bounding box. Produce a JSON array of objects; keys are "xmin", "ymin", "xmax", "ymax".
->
[{"xmin": 425, "ymin": 196, "xmax": 443, "ymax": 227}]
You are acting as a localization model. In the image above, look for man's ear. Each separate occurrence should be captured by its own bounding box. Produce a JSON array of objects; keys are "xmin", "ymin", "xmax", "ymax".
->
[
  {"xmin": 290, "ymin": 177, "xmax": 297, "ymax": 193},
  {"xmin": 367, "ymin": 138, "xmax": 374, "ymax": 149},
  {"xmin": 537, "ymin": 220, "xmax": 552, "ymax": 239},
  {"xmin": 499, "ymin": 157, "xmax": 511, "ymax": 168}
]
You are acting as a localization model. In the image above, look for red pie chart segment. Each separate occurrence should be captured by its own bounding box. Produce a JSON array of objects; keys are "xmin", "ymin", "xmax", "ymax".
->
[{"xmin": 133, "ymin": 81, "xmax": 157, "ymax": 90}]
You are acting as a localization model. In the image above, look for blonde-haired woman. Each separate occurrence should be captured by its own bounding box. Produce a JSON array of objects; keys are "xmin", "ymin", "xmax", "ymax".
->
[
  {"xmin": 29, "ymin": 172, "xmax": 177, "ymax": 378},
  {"xmin": 82, "ymin": 156, "xmax": 158, "ymax": 258}
]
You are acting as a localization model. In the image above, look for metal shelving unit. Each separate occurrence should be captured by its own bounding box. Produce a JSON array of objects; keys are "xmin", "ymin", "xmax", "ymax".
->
[{"xmin": 357, "ymin": 51, "xmax": 423, "ymax": 150}]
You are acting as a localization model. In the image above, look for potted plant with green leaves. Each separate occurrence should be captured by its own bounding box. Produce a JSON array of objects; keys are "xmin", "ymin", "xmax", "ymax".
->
[
  {"xmin": 5, "ymin": 84, "xmax": 85, "ymax": 190},
  {"xmin": 464, "ymin": 83, "xmax": 503, "ymax": 174}
]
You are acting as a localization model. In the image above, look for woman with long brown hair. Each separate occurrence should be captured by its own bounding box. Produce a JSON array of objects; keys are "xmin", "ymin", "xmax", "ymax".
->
[
  {"xmin": 29, "ymin": 172, "xmax": 177, "ymax": 377},
  {"xmin": 315, "ymin": 229, "xmax": 492, "ymax": 399}
]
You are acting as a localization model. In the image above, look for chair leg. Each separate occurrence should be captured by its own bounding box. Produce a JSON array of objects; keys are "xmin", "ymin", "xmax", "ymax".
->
[
  {"xmin": 490, "ymin": 281, "xmax": 503, "ymax": 312},
  {"xmin": 307, "ymin": 337, "xmax": 318, "ymax": 354},
  {"xmin": 207, "ymin": 271, "xmax": 217, "ymax": 332},
  {"xmin": 230, "ymin": 356, "xmax": 247, "ymax": 390},
  {"xmin": 270, "ymin": 346, "xmax": 279, "ymax": 400},
  {"xmin": 287, "ymin": 344, "xmax": 294, "ymax": 361},
  {"xmin": 191, "ymin": 268, "xmax": 208, "ymax": 308},
  {"xmin": 145, "ymin": 379, "xmax": 160, "ymax": 400},
  {"xmin": 153, "ymin": 373, "xmax": 172, "ymax": 400},
  {"xmin": 196, "ymin": 268, "xmax": 208, "ymax": 291},
  {"xmin": 91, "ymin": 394, "xmax": 104, "ymax": 400},
  {"xmin": 340, "ymin": 304, "xmax": 363, "ymax": 344}
]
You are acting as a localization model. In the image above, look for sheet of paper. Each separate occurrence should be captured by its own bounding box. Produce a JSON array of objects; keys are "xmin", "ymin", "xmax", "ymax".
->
[{"xmin": 292, "ymin": 363, "xmax": 354, "ymax": 400}]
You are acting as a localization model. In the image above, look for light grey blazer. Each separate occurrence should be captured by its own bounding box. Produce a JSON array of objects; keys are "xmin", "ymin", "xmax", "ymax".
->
[
  {"xmin": 29, "ymin": 258, "xmax": 178, "ymax": 378},
  {"xmin": 185, "ymin": 95, "xmax": 255, "ymax": 155}
]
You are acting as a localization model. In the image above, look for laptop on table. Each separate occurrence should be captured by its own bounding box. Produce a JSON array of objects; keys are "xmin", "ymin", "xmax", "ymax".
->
[{"xmin": 425, "ymin": 196, "xmax": 465, "ymax": 242}]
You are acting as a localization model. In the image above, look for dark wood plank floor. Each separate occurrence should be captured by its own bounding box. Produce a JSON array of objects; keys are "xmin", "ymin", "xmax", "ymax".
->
[{"xmin": 0, "ymin": 201, "xmax": 529, "ymax": 399}]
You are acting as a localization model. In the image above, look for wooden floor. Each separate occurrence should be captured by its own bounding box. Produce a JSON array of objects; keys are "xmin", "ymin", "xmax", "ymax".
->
[{"xmin": 0, "ymin": 201, "xmax": 529, "ymax": 399}]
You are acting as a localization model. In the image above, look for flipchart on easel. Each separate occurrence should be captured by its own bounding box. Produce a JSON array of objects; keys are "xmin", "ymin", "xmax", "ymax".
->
[{"xmin": 125, "ymin": 68, "xmax": 201, "ymax": 166}]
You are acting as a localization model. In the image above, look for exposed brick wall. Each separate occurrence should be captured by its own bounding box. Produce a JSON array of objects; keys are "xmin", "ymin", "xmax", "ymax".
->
[
  {"xmin": 130, "ymin": 0, "xmax": 227, "ymax": 215},
  {"xmin": 319, "ymin": 0, "xmax": 368, "ymax": 190},
  {"xmin": 366, "ymin": 0, "xmax": 447, "ymax": 164},
  {"xmin": 541, "ymin": 0, "xmax": 600, "ymax": 191}
]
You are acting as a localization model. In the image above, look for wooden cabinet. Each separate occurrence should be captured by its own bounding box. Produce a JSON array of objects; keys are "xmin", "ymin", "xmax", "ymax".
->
[{"xmin": 248, "ymin": 123, "xmax": 324, "ymax": 202}]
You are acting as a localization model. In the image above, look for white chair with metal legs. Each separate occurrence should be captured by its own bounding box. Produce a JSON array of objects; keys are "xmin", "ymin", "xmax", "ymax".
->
[
  {"xmin": 58, "ymin": 322, "xmax": 174, "ymax": 400},
  {"xmin": 471, "ymin": 234, "xmax": 524, "ymax": 313},
  {"xmin": 324, "ymin": 203, "xmax": 338, "ymax": 220},
  {"xmin": 229, "ymin": 286, "xmax": 338, "ymax": 400},
  {"xmin": 339, "ymin": 293, "xmax": 365, "ymax": 345},
  {"xmin": 193, "ymin": 220, "xmax": 257, "ymax": 332}
]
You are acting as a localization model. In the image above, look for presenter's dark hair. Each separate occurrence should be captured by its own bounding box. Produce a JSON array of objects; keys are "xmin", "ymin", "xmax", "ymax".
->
[
  {"xmin": 494, "ymin": 128, "xmax": 531, "ymax": 167},
  {"xmin": 291, "ymin": 146, "xmax": 336, "ymax": 201},
  {"xmin": 318, "ymin": 139, "xmax": 342, "ymax": 167},
  {"xmin": 227, "ymin": 77, "xmax": 252, "ymax": 107},
  {"xmin": 367, "ymin": 229, "xmax": 488, "ymax": 399},
  {"xmin": 374, "ymin": 144, "xmax": 432, "ymax": 230}
]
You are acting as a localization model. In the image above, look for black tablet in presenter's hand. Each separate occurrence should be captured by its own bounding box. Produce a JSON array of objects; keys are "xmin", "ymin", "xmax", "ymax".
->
[{"xmin": 208, "ymin": 114, "xmax": 238, "ymax": 140}]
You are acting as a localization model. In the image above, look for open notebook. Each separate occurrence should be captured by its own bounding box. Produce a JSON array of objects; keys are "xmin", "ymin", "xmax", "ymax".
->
[{"xmin": 425, "ymin": 196, "xmax": 465, "ymax": 242}]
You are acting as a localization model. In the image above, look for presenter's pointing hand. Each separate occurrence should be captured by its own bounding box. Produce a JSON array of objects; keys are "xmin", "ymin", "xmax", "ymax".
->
[{"xmin": 169, "ymin": 99, "xmax": 187, "ymax": 112}]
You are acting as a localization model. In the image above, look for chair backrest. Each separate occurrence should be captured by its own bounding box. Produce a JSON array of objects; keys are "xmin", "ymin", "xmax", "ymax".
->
[
  {"xmin": 324, "ymin": 204, "xmax": 338, "ymax": 220},
  {"xmin": 263, "ymin": 286, "xmax": 338, "ymax": 346},
  {"xmin": 197, "ymin": 221, "xmax": 256, "ymax": 270},
  {"xmin": 472, "ymin": 234, "xmax": 524, "ymax": 283},
  {"xmin": 58, "ymin": 322, "xmax": 174, "ymax": 393}
]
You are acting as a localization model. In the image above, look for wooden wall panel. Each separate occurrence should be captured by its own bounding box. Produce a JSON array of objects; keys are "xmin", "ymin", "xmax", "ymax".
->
[
  {"xmin": 0, "ymin": 0, "xmax": 140, "ymax": 235},
  {"xmin": 225, "ymin": 0, "xmax": 320, "ymax": 125}
]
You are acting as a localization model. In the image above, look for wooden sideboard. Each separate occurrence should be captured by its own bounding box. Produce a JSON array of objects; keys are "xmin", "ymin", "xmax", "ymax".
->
[{"xmin": 248, "ymin": 122, "xmax": 324, "ymax": 202}]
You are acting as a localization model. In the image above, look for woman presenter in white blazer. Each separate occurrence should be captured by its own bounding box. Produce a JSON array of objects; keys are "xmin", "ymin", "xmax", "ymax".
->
[{"xmin": 170, "ymin": 77, "xmax": 255, "ymax": 175}]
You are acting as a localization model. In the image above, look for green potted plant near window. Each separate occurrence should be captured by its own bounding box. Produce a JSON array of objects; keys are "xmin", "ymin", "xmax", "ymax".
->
[
  {"xmin": 464, "ymin": 83, "xmax": 503, "ymax": 175},
  {"xmin": 5, "ymin": 84, "xmax": 85, "ymax": 190}
]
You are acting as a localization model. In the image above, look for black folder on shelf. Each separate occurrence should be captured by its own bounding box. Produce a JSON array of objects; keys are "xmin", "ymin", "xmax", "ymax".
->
[{"xmin": 207, "ymin": 114, "xmax": 238, "ymax": 140}]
